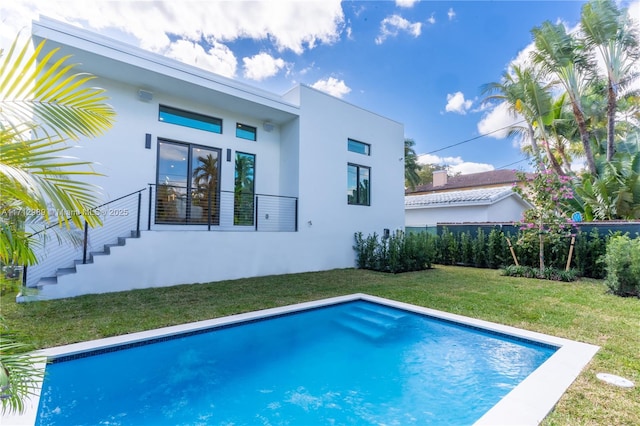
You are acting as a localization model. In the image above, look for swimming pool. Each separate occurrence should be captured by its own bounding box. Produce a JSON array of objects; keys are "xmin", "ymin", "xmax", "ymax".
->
[{"xmin": 7, "ymin": 294, "xmax": 599, "ymax": 425}]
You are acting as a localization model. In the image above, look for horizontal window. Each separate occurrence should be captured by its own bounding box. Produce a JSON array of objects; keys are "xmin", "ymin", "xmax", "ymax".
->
[
  {"xmin": 236, "ymin": 123, "xmax": 257, "ymax": 141},
  {"xmin": 159, "ymin": 105, "xmax": 222, "ymax": 134},
  {"xmin": 348, "ymin": 163, "xmax": 370, "ymax": 206},
  {"xmin": 348, "ymin": 138, "xmax": 370, "ymax": 155}
]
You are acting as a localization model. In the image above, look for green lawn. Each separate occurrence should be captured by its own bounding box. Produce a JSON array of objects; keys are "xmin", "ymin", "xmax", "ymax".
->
[{"xmin": 1, "ymin": 266, "xmax": 638, "ymax": 425}]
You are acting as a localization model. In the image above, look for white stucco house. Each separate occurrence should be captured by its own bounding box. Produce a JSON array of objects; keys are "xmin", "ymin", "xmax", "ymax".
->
[
  {"xmin": 19, "ymin": 17, "xmax": 405, "ymax": 301},
  {"xmin": 405, "ymin": 170, "xmax": 532, "ymax": 228}
]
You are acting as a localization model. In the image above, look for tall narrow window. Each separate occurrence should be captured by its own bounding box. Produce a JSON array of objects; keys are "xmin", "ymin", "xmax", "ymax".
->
[
  {"xmin": 236, "ymin": 123, "xmax": 257, "ymax": 141},
  {"xmin": 348, "ymin": 138, "xmax": 370, "ymax": 155},
  {"xmin": 348, "ymin": 164, "xmax": 370, "ymax": 206},
  {"xmin": 156, "ymin": 140, "xmax": 220, "ymax": 224},
  {"xmin": 234, "ymin": 152, "xmax": 256, "ymax": 225},
  {"xmin": 159, "ymin": 105, "xmax": 222, "ymax": 134}
]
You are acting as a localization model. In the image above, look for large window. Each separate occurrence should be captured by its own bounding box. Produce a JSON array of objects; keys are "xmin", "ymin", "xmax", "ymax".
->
[
  {"xmin": 348, "ymin": 163, "xmax": 370, "ymax": 206},
  {"xmin": 234, "ymin": 152, "xmax": 256, "ymax": 225},
  {"xmin": 348, "ymin": 138, "xmax": 370, "ymax": 155},
  {"xmin": 159, "ymin": 105, "xmax": 222, "ymax": 134},
  {"xmin": 236, "ymin": 123, "xmax": 257, "ymax": 141},
  {"xmin": 156, "ymin": 140, "xmax": 220, "ymax": 224}
]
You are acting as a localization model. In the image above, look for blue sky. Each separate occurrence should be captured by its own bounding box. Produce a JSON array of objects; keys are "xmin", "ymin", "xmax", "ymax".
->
[{"xmin": 2, "ymin": 0, "xmax": 639, "ymax": 174}]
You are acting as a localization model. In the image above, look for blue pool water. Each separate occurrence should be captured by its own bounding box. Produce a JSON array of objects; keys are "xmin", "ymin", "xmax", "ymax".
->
[{"xmin": 36, "ymin": 301, "xmax": 556, "ymax": 425}]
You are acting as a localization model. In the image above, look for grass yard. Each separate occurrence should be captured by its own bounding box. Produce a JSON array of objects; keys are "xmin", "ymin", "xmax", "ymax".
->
[{"xmin": 1, "ymin": 265, "xmax": 638, "ymax": 425}]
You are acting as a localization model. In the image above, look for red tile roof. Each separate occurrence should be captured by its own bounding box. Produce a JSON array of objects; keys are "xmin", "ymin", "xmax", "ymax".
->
[{"xmin": 406, "ymin": 169, "xmax": 534, "ymax": 194}]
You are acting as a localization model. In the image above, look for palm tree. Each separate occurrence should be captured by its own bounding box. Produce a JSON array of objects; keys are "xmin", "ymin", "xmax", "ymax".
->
[
  {"xmin": 192, "ymin": 153, "xmax": 219, "ymax": 224},
  {"xmin": 580, "ymin": 0, "xmax": 640, "ymax": 162},
  {"xmin": 404, "ymin": 138, "xmax": 421, "ymax": 190},
  {"xmin": 531, "ymin": 21, "xmax": 598, "ymax": 175},
  {"xmin": 1, "ymin": 34, "xmax": 115, "ymax": 266},
  {"xmin": 481, "ymin": 65, "xmax": 545, "ymax": 167},
  {"xmin": 234, "ymin": 153, "xmax": 255, "ymax": 225},
  {"xmin": 0, "ymin": 34, "xmax": 115, "ymax": 414},
  {"xmin": 483, "ymin": 64, "xmax": 568, "ymax": 175}
]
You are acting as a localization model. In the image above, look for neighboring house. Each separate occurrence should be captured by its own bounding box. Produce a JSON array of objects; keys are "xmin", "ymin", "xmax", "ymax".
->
[
  {"xmin": 20, "ymin": 17, "xmax": 404, "ymax": 301},
  {"xmin": 405, "ymin": 170, "xmax": 532, "ymax": 227}
]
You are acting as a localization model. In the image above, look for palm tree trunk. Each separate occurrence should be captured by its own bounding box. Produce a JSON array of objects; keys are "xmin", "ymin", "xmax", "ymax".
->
[
  {"xmin": 571, "ymin": 102, "xmax": 598, "ymax": 176},
  {"xmin": 527, "ymin": 124, "xmax": 545, "ymax": 170},
  {"xmin": 606, "ymin": 81, "xmax": 617, "ymax": 162}
]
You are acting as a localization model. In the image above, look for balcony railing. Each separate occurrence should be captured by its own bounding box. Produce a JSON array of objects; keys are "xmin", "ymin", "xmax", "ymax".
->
[
  {"xmin": 23, "ymin": 188, "xmax": 145, "ymax": 288},
  {"xmin": 147, "ymin": 184, "xmax": 298, "ymax": 232}
]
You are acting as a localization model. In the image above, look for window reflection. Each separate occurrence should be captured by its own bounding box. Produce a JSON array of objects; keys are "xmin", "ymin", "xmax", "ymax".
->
[{"xmin": 156, "ymin": 141, "xmax": 220, "ymax": 224}]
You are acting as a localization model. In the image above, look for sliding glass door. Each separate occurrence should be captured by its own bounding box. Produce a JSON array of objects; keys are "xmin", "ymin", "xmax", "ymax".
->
[{"xmin": 156, "ymin": 140, "xmax": 220, "ymax": 225}]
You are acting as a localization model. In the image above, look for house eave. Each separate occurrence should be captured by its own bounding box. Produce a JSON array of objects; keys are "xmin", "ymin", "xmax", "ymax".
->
[{"xmin": 32, "ymin": 16, "xmax": 300, "ymax": 125}]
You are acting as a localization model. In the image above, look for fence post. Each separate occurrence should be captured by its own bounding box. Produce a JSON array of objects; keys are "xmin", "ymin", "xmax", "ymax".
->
[
  {"xmin": 82, "ymin": 221, "xmax": 89, "ymax": 264},
  {"xmin": 147, "ymin": 184, "xmax": 152, "ymax": 231},
  {"xmin": 207, "ymin": 190, "xmax": 212, "ymax": 231},
  {"xmin": 136, "ymin": 192, "xmax": 142, "ymax": 237},
  {"xmin": 255, "ymin": 195, "xmax": 259, "ymax": 231}
]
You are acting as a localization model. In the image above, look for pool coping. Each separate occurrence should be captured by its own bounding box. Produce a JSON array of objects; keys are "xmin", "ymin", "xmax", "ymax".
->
[{"xmin": 4, "ymin": 293, "xmax": 599, "ymax": 426}]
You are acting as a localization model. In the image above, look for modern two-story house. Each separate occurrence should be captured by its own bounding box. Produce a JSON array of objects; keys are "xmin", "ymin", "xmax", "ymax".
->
[{"xmin": 19, "ymin": 17, "xmax": 405, "ymax": 301}]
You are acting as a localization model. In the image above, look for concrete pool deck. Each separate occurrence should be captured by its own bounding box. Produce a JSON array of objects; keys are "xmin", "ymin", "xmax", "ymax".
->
[{"xmin": 4, "ymin": 293, "xmax": 599, "ymax": 425}]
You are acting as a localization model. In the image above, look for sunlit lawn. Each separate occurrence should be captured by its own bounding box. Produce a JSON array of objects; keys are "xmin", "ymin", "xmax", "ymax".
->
[{"xmin": 1, "ymin": 265, "xmax": 638, "ymax": 425}]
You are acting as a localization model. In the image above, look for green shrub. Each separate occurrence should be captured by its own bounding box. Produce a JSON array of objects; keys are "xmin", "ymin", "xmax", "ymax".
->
[
  {"xmin": 501, "ymin": 265, "xmax": 579, "ymax": 282},
  {"xmin": 604, "ymin": 235, "xmax": 640, "ymax": 297},
  {"xmin": 459, "ymin": 232, "xmax": 474, "ymax": 266},
  {"xmin": 472, "ymin": 228, "xmax": 487, "ymax": 268},
  {"xmin": 437, "ymin": 227, "xmax": 458, "ymax": 265},
  {"xmin": 353, "ymin": 231, "xmax": 436, "ymax": 273},
  {"xmin": 487, "ymin": 229, "xmax": 507, "ymax": 268}
]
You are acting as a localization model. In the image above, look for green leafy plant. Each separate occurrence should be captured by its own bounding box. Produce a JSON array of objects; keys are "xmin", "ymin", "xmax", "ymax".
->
[
  {"xmin": 603, "ymin": 234, "xmax": 640, "ymax": 297},
  {"xmin": 353, "ymin": 231, "xmax": 436, "ymax": 273},
  {"xmin": 501, "ymin": 265, "xmax": 579, "ymax": 282},
  {"xmin": 0, "ymin": 33, "xmax": 115, "ymax": 414},
  {"xmin": 513, "ymin": 165, "xmax": 577, "ymax": 272}
]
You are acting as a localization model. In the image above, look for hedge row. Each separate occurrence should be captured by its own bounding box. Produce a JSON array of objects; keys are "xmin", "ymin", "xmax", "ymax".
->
[{"xmin": 355, "ymin": 227, "xmax": 623, "ymax": 279}]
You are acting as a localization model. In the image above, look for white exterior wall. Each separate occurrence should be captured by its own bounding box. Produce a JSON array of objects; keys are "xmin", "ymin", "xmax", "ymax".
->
[
  {"xmin": 405, "ymin": 196, "xmax": 529, "ymax": 227},
  {"xmin": 26, "ymin": 19, "xmax": 405, "ymax": 300}
]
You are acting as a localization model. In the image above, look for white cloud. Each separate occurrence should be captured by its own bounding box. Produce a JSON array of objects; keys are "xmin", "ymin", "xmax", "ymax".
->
[
  {"xmin": 447, "ymin": 8, "xmax": 456, "ymax": 21},
  {"xmin": 445, "ymin": 91, "xmax": 473, "ymax": 114},
  {"xmin": 166, "ymin": 39, "xmax": 237, "ymax": 78},
  {"xmin": 0, "ymin": 0, "xmax": 344, "ymax": 76},
  {"xmin": 427, "ymin": 13, "xmax": 436, "ymax": 25},
  {"xmin": 311, "ymin": 77, "xmax": 351, "ymax": 98},
  {"xmin": 417, "ymin": 154, "xmax": 494, "ymax": 175},
  {"xmin": 242, "ymin": 52, "xmax": 287, "ymax": 81},
  {"xmin": 449, "ymin": 162, "xmax": 494, "ymax": 175},
  {"xmin": 375, "ymin": 14, "xmax": 422, "ymax": 44},
  {"xmin": 476, "ymin": 101, "xmax": 522, "ymax": 141},
  {"xmin": 396, "ymin": 0, "xmax": 419, "ymax": 8}
]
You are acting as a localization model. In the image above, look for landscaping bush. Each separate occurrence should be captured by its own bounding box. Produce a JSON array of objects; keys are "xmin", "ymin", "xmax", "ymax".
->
[
  {"xmin": 501, "ymin": 265, "xmax": 579, "ymax": 282},
  {"xmin": 603, "ymin": 235, "xmax": 640, "ymax": 297},
  {"xmin": 354, "ymin": 230, "xmax": 436, "ymax": 273},
  {"xmin": 358, "ymin": 226, "xmax": 624, "ymax": 280}
]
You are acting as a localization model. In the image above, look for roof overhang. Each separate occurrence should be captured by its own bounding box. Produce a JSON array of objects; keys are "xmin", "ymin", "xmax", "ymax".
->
[
  {"xmin": 405, "ymin": 187, "xmax": 533, "ymax": 210},
  {"xmin": 31, "ymin": 17, "xmax": 300, "ymax": 125}
]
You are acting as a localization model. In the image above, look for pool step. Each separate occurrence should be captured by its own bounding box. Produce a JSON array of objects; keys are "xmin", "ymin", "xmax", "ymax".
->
[{"xmin": 334, "ymin": 304, "xmax": 408, "ymax": 341}]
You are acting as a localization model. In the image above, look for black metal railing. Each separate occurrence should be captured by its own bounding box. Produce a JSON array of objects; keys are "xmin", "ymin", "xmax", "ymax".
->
[
  {"xmin": 23, "ymin": 188, "xmax": 146, "ymax": 288},
  {"xmin": 147, "ymin": 184, "xmax": 298, "ymax": 232}
]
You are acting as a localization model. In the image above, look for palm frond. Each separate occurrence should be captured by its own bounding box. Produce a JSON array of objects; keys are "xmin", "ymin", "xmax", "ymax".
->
[{"xmin": 0, "ymin": 35, "xmax": 115, "ymax": 141}]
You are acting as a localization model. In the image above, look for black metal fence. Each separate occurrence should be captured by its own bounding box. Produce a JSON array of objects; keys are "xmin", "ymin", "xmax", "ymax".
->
[
  {"xmin": 23, "ymin": 188, "xmax": 145, "ymax": 288},
  {"xmin": 147, "ymin": 184, "xmax": 298, "ymax": 231}
]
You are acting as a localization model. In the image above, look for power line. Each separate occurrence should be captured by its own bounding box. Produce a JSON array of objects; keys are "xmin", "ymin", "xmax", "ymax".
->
[
  {"xmin": 421, "ymin": 118, "xmax": 527, "ymax": 155},
  {"xmin": 418, "ymin": 72, "xmax": 639, "ymax": 157}
]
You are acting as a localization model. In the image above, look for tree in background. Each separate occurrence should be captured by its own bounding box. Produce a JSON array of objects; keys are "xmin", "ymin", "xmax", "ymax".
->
[
  {"xmin": 581, "ymin": 0, "xmax": 639, "ymax": 162},
  {"xmin": 483, "ymin": 0, "xmax": 640, "ymax": 218},
  {"xmin": 404, "ymin": 138, "xmax": 421, "ymax": 190},
  {"xmin": 0, "ymin": 33, "xmax": 115, "ymax": 414},
  {"xmin": 531, "ymin": 20, "xmax": 598, "ymax": 175},
  {"xmin": 513, "ymin": 164, "xmax": 576, "ymax": 272}
]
